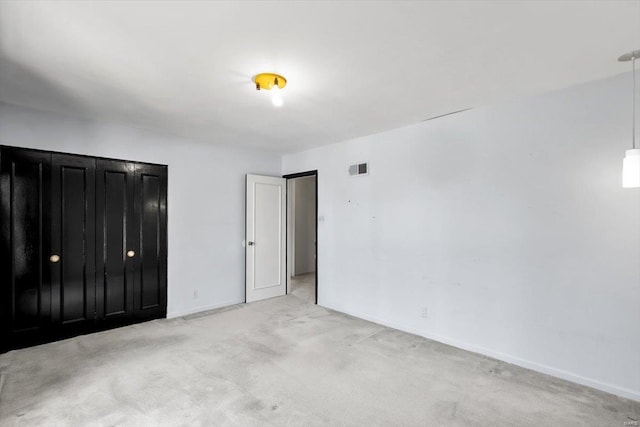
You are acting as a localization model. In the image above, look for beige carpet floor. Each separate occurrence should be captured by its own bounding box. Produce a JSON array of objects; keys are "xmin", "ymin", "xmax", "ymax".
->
[{"xmin": 1, "ymin": 273, "xmax": 638, "ymax": 426}]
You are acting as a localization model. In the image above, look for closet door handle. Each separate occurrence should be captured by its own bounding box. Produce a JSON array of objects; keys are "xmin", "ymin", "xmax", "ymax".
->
[
  {"xmin": 49, "ymin": 254, "xmax": 61, "ymax": 263},
  {"xmin": 126, "ymin": 250, "xmax": 136, "ymax": 258},
  {"xmin": 247, "ymin": 241, "xmax": 255, "ymax": 246}
]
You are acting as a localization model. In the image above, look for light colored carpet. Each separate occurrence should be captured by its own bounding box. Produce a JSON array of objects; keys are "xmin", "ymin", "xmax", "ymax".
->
[{"xmin": 0, "ymin": 273, "xmax": 638, "ymax": 426}]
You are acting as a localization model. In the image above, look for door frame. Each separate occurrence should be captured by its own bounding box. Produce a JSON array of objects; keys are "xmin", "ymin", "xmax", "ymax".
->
[{"xmin": 283, "ymin": 170, "xmax": 318, "ymax": 304}]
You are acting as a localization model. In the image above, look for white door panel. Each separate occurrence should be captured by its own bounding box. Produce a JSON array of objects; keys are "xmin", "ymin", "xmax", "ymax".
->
[
  {"xmin": 254, "ymin": 182, "xmax": 282, "ymax": 289},
  {"xmin": 246, "ymin": 174, "xmax": 286, "ymax": 302}
]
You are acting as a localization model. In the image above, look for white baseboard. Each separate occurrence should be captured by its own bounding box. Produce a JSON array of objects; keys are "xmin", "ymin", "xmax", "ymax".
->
[
  {"xmin": 322, "ymin": 302, "xmax": 640, "ymax": 402},
  {"xmin": 167, "ymin": 298, "xmax": 244, "ymax": 319}
]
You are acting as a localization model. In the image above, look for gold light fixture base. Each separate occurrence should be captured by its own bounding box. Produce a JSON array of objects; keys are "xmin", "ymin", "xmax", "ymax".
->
[{"xmin": 253, "ymin": 73, "xmax": 287, "ymax": 90}]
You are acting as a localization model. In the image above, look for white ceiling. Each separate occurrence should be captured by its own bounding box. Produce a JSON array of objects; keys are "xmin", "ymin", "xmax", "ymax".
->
[{"xmin": 1, "ymin": 1, "xmax": 638, "ymax": 153}]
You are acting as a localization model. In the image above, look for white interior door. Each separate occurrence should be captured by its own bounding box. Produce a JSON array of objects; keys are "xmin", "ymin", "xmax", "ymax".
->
[{"xmin": 246, "ymin": 174, "xmax": 286, "ymax": 302}]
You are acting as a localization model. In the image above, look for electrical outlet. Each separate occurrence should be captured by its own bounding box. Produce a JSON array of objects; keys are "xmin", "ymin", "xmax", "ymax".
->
[
  {"xmin": 421, "ymin": 307, "xmax": 428, "ymax": 319},
  {"xmin": 193, "ymin": 290, "xmax": 198, "ymax": 299}
]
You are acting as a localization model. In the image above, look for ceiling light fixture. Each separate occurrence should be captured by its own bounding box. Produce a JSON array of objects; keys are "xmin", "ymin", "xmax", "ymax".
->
[
  {"xmin": 619, "ymin": 49, "xmax": 640, "ymax": 188},
  {"xmin": 254, "ymin": 73, "xmax": 287, "ymax": 107}
]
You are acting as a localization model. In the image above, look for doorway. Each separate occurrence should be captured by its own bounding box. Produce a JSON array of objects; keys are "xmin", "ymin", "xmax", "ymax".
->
[{"xmin": 284, "ymin": 171, "xmax": 318, "ymax": 304}]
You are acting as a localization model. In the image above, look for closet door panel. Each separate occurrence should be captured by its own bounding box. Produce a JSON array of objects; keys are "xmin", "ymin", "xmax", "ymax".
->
[
  {"xmin": 141, "ymin": 174, "xmax": 160, "ymax": 308},
  {"xmin": 51, "ymin": 154, "xmax": 96, "ymax": 326},
  {"xmin": 96, "ymin": 159, "xmax": 135, "ymax": 322},
  {"xmin": 0, "ymin": 148, "xmax": 51, "ymax": 342},
  {"xmin": 134, "ymin": 163, "xmax": 167, "ymax": 319}
]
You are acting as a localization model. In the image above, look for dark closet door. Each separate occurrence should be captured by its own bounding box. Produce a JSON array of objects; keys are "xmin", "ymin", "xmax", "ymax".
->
[
  {"xmin": 133, "ymin": 163, "xmax": 167, "ymax": 320},
  {"xmin": 50, "ymin": 154, "xmax": 96, "ymax": 333},
  {"xmin": 95, "ymin": 159, "xmax": 135, "ymax": 326},
  {"xmin": 0, "ymin": 148, "xmax": 52, "ymax": 350},
  {"xmin": 1, "ymin": 146, "xmax": 168, "ymax": 352}
]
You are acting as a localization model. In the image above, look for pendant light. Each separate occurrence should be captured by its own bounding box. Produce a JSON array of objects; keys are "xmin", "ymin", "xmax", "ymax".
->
[{"xmin": 619, "ymin": 50, "xmax": 640, "ymax": 188}]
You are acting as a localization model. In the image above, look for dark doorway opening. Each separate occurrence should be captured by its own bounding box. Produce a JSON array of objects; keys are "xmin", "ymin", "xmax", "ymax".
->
[{"xmin": 283, "ymin": 171, "xmax": 318, "ymax": 304}]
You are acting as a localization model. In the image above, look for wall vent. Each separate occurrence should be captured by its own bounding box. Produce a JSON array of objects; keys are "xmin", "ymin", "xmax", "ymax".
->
[{"xmin": 348, "ymin": 162, "xmax": 369, "ymax": 176}]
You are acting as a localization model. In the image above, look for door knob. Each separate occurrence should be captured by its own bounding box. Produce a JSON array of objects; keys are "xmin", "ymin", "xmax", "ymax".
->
[
  {"xmin": 127, "ymin": 250, "xmax": 135, "ymax": 258},
  {"xmin": 247, "ymin": 241, "xmax": 255, "ymax": 246},
  {"xmin": 49, "ymin": 254, "xmax": 60, "ymax": 263}
]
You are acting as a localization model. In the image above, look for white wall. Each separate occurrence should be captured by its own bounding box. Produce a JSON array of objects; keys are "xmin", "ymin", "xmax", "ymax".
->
[
  {"xmin": 0, "ymin": 102, "xmax": 281, "ymax": 318},
  {"xmin": 293, "ymin": 176, "xmax": 316, "ymax": 275},
  {"xmin": 282, "ymin": 72, "xmax": 640, "ymax": 400}
]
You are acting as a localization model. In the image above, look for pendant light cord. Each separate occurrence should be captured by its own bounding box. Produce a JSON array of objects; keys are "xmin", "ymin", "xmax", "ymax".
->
[{"xmin": 633, "ymin": 55, "xmax": 637, "ymax": 149}]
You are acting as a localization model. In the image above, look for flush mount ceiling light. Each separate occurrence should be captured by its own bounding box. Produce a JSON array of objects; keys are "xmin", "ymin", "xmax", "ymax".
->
[
  {"xmin": 619, "ymin": 49, "xmax": 640, "ymax": 188},
  {"xmin": 253, "ymin": 73, "xmax": 287, "ymax": 107}
]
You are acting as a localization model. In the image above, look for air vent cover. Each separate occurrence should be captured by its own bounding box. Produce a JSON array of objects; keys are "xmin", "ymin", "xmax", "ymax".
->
[{"xmin": 349, "ymin": 162, "xmax": 369, "ymax": 176}]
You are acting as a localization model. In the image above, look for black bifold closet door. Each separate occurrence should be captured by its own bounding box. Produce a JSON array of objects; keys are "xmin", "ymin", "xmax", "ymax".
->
[{"xmin": 0, "ymin": 146, "xmax": 167, "ymax": 351}]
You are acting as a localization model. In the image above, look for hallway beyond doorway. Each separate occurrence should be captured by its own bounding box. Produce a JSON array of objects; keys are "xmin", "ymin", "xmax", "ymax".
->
[{"xmin": 289, "ymin": 273, "xmax": 315, "ymax": 304}]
